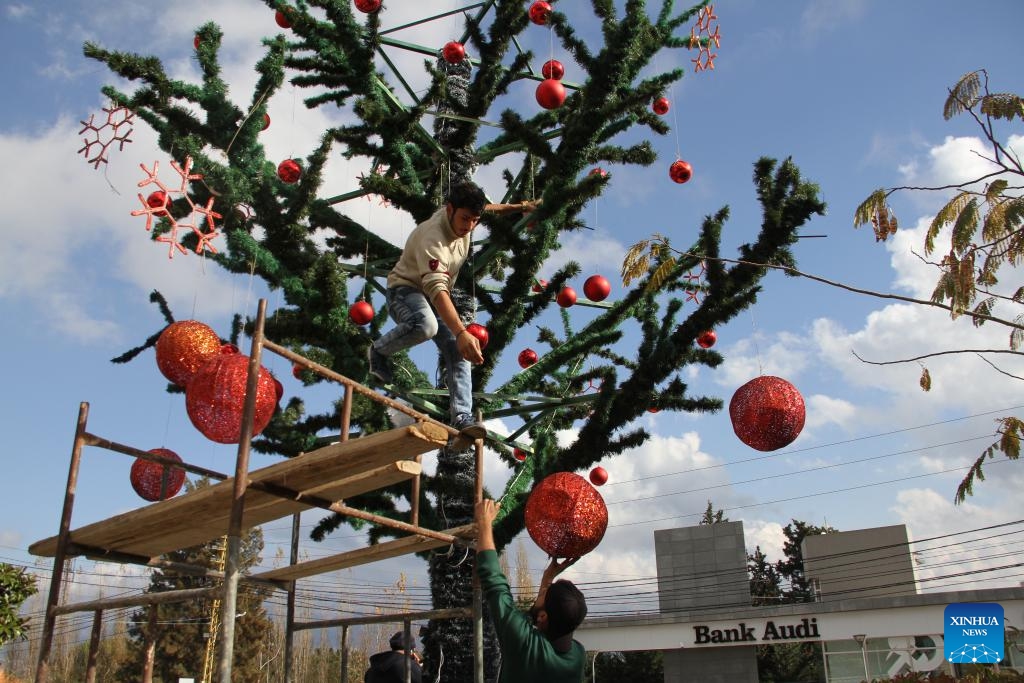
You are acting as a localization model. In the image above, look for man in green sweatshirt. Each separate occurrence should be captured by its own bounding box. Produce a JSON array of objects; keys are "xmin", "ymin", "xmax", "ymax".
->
[{"xmin": 474, "ymin": 498, "xmax": 587, "ymax": 682}]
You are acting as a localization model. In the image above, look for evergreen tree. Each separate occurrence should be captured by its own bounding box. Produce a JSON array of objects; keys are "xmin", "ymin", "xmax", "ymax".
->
[
  {"xmin": 698, "ymin": 499, "xmax": 727, "ymax": 525},
  {"xmin": 115, "ymin": 481, "xmax": 273, "ymax": 682},
  {"xmin": 0, "ymin": 563, "xmax": 37, "ymax": 647},
  {"xmin": 89, "ymin": 2, "xmax": 826, "ymax": 678},
  {"xmin": 775, "ymin": 520, "xmax": 837, "ymax": 603},
  {"xmin": 747, "ymin": 545, "xmax": 781, "ymax": 607}
]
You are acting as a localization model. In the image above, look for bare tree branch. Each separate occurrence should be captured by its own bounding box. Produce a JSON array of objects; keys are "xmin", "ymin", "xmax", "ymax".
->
[
  {"xmin": 976, "ymin": 353, "xmax": 1024, "ymax": 381},
  {"xmin": 851, "ymin": 348, "xmax": 1024, "ymax": 370}
]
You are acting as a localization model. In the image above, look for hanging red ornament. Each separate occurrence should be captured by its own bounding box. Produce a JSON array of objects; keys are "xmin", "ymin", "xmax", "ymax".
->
[
  {"xmin": 146, "ymin": 190, "xmax": 170, "ymax": 216},
  {"xmin": 652, "ymin": 96, "xmax": 670, "ymax": 115},
  {"xmin": 261, "ymin": 113, "xmax": 271, "ymax": 131},
  {"xmin": 536, "ymin": 79, "xmax": 566, "ymax": 110},
  {"xmin": 466, "ymin": 323, "xmax": 489, "ymax": 349},
  {"xmin": 696, "ymin": 330, "xmax": 717, "ymax": 349},
  {"xmin": 513, "ymin": 448, "xmax": 528, "ymax": 462},
  {"xmin": 669, "ymin": 159, "xmax": 692, "ymax": 184},
  {"xmin": 532, "ymin": 279, "xmax": 548, "ymax": 293},
  {"xmin": 525, "ymin": 472, "xmax": 608, "ymax": 558},
  {"xmin": 729, "ymin": 376, "xmax": 806, "ymax": 452},
  {"xmin": 583, "ymin": 275, "xmax": 611, "ymax": 302},
  {"xmin": 518, "ymin": 348, "xmax": 538, "ymax": 369},
  {"xmin": 442, "ymin": 41, "xmax": 466, "ymax": 64},
  {"xmin": 542, "ymin": 59, "xmax": 564, "ymax": 80},
  {"xmin": 349, "ymin": 300, "xmax": 375, "ymax": 326},
  {"xmin": 155, "ymin": 320, "xmax": 222, "ymax": 387},
  {"xmin": 292, "ymin": 364, "xmax": 304, "ymax": 380},
  {"xmin": 275, "ymin": 9, "xmax": 292, "ymax": 28},
  {"xmin": 647, "ymin": 406, "xmax": 660, "ymax": 413},
  {"xmin": 278, "ymin": 159, "xmax": 302, "ymax": 184},
  {"xmin": 588, "ymin": 167, "xmax": 609, "ymax": 179},
  {"xmin": 556, "ymin": 286, "xmax": 577, "ymax": 308},
  {"xmin": 130, "ymin": 448, "xmax": 187, "ymax": 502},
  {"xmin": 528, "ymin": 0, "xmax": 552, "ymax": 24},
  {"xmin": 194, "ymin": 35, "xmax": 201, "ymax": 49},
  {"xmin": 354, "ymin": 0, "xmax": 381, "ymax": 12},
  {"xmin": 589, "ymin": 466, "xmax": 608, "ymax": 486},
  {"xmin": 186, "ymin": 354, "xmax": 278, "ymax": 444}
]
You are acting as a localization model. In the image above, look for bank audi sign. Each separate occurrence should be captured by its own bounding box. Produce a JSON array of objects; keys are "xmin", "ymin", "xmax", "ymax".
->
[{"xmin": 689, "ymin": 618, "xmax": 821, "ymax": 646}]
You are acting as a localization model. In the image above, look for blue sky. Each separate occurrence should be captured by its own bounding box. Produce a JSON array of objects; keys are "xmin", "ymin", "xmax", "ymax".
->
[{"xmin": 1, "ymin": 0, "xmax": 1023, "ymax": 633}]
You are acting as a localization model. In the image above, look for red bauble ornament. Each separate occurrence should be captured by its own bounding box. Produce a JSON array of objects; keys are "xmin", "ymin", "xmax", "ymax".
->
[
  {"xmin": 513, "ymin": 448, "xmax": 528, "ymax": 462},
  {"xmin": 729, "ymin": 376, "xmax": 806, "ymax": 452},
  {"xmin": 525, "ymin": 472, "xmax": 608, "ymax": 558},
  {"xmin": 349, "ymin": 300, "xmax": 374, "ymax": 326},
  {"xmin": 261, "ymin": 113, "xmax": 271, "ymax": 131},
  {"xmin": 292, "ymin": 364, "xmax": 304, "ymax": 380},
  {"xmin": 354, "ymin": 0, "xmax": 381, "ymax": 12},
  {"xmin": 442, "ymin": 41, "xmax": 465, "ymax": 64},
  {"xmin": 130, "ymin": 448, "xmax": 187, "ymax": 502},
  {"xmin": 528, "ymin": 0, "xmax": 552, "ymax": 24},
  {"xmin": 589, "ymin": 466, "xmax": 608, "ymax": 486},
  {"xmin": 278, "ymin": 159, "xmax": 302, "ymax": 184},
  {"xmin": 532, "ymin": 279, "xmax": 548, "ymax": 293},
  {"xmin": 541, "ymin": 59, "xmax": 564, "ymax": 80},
  {"xmin": 194, "ymin": 35, "xmax": 201, "ymax": 49},
  {"xmin": 652, "ymin": 96, "xmax": 670, "ymax": 115},
  {"xmin": 669, "ymin": 159, "xmax": 692, "ymax": 184},
  {"xmin": 647, "ymin": 406, "xmax": 660, "ymax": 413},
  {"xmin": 147, "ymin": 190, "xmax": 170, "ymax": 216},
  {"xmin": 186, "ymin": 354, "xmax": 277, "ymax": 444},
  {"xmin": 155, "ymin": 321, "xmax": 222, "ymax": 387},
  {"xmin": 466, "ymin": 322, "xmax": 489, "ymax": 349},
  {"xmin": 536, "ymin": 78, "xmax": 566, "ymax": 110},
  {"xmin": 583, "ymin": 274, "xmax": 611, "ymax": 302},
  {"xmin": 556, "ymin": 286, "xmax": 577, "ymax": 308},
  {"xmin": 275, "ymin": 9, "xmax": 292, "ymax": 28},
  {"xmin": 697, "ymin": 330, "xmax": 717, "ymax": 349},
  {"xmin": 588, "ymin": 167, "xmax": 608, "ymax": 178},
  {"xmin": 518, "ymin": 348, "xmax": 538, "ymax": 369}
]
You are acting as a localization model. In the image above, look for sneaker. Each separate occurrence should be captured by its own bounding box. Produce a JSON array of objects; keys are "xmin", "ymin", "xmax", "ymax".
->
[
  {"xmin": 367, "ymin": 344, "xmax": 393, "ymax": 385},
  {"xmin": 453, "ymin": 414, "xmax": 486, "ymax": 440}
]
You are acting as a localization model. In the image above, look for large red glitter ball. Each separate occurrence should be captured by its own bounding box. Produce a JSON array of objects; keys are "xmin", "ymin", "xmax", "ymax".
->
[
  {"xmin": 541, "ymin": 59, "xmax": 564, "ymax": 80},
  {"xmin": 556, "ymin": 286, "xmax": 576, "ymax": 308},
  {"xmin": 536, "ymin": 78, "xmax": 566, "ymax": 110},
  {"xmin": 583, "ymin": 275, "xmax": 610, "ymax": 302},
  {"xmin": 669, "ymin": 159, "xmax": 692, "ymax": 184},
  {"xmin": 729, "ymin": 376, "xmax": 806, "ymax": 452},
  {"xmin": 466, "ymin": 323, "xmax": 489, "ymax": 349},
  {"xmin": 186, "ymin": 354, "xmax": 277, "ymax": 444},
  {"xmin": 652, "ymin": 96, "xmax": 670, "ymax": 115},
  {"xmin": 442, "ymin": 41, "xmax": 466, "ymax": 64},
  {"xmin": 130, "ymin": 448, "xmax": 186, "ymax": 502},
  {"xmin": 518, "ymin": 348, "xmax": 538, "ymax": 369},
  {"xmin": 349, "ymin": 300, "xmax": 374, "ymax": 325},
  {"xmin": 155, "ymin": 321, "xmax": 222, "ymax": 387},
  {"xmin": 278, "ymin": 159, "xmax": 302, "ymax": 184},
  {"xmin": 354, "ymin": 0, "xmax": 381, "ymax": 12},
  {"xmin": 525, "ymin": 472, "xmax": 608, "ymax": 558},
  {"xmin": 528, "ymin": 0, "xmax": 552, "ymax": 24}
]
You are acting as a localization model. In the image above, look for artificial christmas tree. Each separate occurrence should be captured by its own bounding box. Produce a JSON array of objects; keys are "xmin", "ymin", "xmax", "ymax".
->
[{"xmin": 93, "ymin": 1, "xmax": 825, "ymax": 679}]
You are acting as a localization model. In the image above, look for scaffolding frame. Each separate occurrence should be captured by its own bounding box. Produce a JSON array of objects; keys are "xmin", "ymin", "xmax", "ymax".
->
[{"xmin": 29, "ymin": 298, "xmax": 485, "ymax": 683}]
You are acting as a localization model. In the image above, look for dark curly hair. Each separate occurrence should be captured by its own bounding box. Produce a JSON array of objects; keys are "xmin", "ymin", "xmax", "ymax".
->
[{"xmin": 446, "ymin": 182, "xmax": 488, "ymax": 215}]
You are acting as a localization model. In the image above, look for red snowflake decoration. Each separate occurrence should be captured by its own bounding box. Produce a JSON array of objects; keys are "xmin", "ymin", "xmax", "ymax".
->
[
  {"xmin": 131, "ymin": 156, "xmax": 223, "ymax": 259},
  {"xmin": 357, "ymin": 170, "xmax": 395, "ymax": 208},
  {"xmin": 689, "ymin": 5, "xmax": 721, "ymax": 73},
  {"xmin": 78, "ymin": 105, "xmax": 135, "ymax": 168},
  {"xmin": 684, "ymin": 260, "xmax": 707, "ymax": 305}
]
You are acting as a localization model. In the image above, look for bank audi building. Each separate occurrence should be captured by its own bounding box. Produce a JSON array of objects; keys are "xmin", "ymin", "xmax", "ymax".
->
[{"xmin": 575, "ymin": 522, "xmax": 1024, "ymax": 682}]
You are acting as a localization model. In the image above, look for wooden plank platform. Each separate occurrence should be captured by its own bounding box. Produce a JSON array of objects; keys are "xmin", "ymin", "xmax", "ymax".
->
[
  {"xmin": 29, "ymin": 423, "xmax": 449, "ymax": 561},
  {"xmin": 252, "ymin": 523, "xmax": 476, "ymax": 582}
]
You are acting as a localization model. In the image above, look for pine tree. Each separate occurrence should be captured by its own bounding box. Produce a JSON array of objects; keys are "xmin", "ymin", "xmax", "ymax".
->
[
  {"xmin": 775, "ymin": 520, "xmax": 837, "ymax": 604},
  {"xmin": 89, "ymin": 2, "xmax": 825, "ymax": 678},
  {"xmin": 115, "ymin": 481, "xmax": 274, "ymax": 683}
]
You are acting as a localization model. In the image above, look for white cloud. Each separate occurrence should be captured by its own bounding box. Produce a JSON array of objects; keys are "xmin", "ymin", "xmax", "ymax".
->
[
  {"xmin": 804, "ymin": 394, "xmax": 856, "ymax": 432},
  {"xmin": 799, "ymin": 0, "xmax": 866, "ymax": 40}
]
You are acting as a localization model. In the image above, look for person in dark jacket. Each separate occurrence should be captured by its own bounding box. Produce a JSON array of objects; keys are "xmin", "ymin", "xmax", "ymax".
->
[{"xmin": 364, "ymin": 630, "xmax": 422, "ymax": 683}]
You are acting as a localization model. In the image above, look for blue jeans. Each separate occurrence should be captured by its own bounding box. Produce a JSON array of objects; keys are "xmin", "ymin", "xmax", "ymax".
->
[{"xmin": 373, "ymin": 286, "xmax": 473, "ymax": 424}]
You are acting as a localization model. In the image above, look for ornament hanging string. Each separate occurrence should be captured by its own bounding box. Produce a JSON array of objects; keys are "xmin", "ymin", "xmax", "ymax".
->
[{"xmin": 224, "ymin": 88, "xmax": 271, "ymax": 157}]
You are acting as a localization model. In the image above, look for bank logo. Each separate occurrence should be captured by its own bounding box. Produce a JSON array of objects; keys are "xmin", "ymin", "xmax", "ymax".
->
[{"xmin": 944, "ymin": 603, "xmax": 1004, "ymax": 664}]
